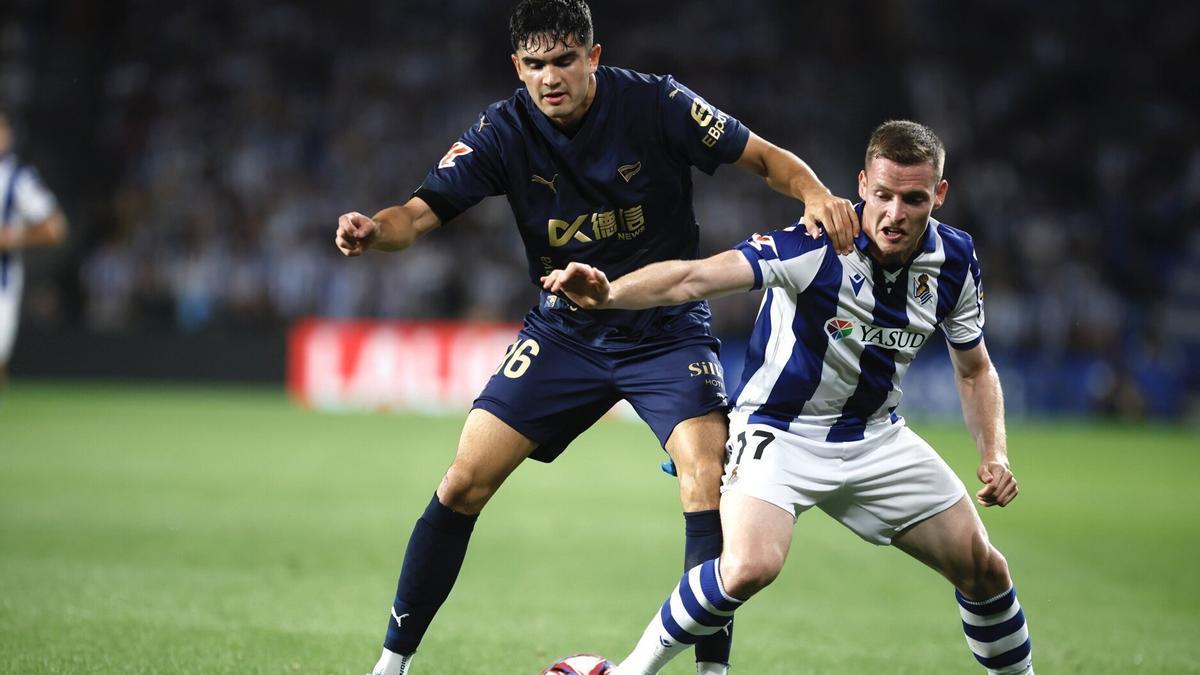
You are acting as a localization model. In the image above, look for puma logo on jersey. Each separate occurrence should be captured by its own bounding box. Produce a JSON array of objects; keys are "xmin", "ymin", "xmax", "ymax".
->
[
  {"xmin": 618, "ymin": 162, "xmax": 642, "ymax": 183},
  {"xmin": 391, "ymin": 608, "xmax": 410, "ymax": 628},
  {"xmin": 531, "ymin": 173, "xmax": 558, "ymax": 194},
  {"xmin": 438, "ymin": 142, "xmax": 473, "ymax": 169},
  {"xmin": 668, "ymin": 85, "xmax": 685, "ymax": 99},
  {"xmin": 476, "ymin": 114, "xmax": 490, "ymax": 132}
]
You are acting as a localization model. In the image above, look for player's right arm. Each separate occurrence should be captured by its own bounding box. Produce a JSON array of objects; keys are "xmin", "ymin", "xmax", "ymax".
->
[
  {"xmin": 335, "ymin": 196, "xmax": 442, "ymax": 256},
  {"xmin": 541, "ymin": 249, "xmax": 754, "ymax": 310}
]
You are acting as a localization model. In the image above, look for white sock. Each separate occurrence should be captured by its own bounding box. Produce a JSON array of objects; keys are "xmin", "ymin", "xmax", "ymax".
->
[
  {"xmin": 370, "ymin": 648, "xmax": 412, "ymax": 675},
  {"xmin": 615, "ymin": 559, "xmax": 742, "ymax": 675},
  {"xmin": 696, "ymin": 661, "xmax": 728, "ymax": 675}
]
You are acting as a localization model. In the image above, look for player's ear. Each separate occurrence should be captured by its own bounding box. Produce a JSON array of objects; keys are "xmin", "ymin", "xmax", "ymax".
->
[
  {"xmin": 933, "ymin": 179, "xmax": 948, "ymax": 210},
  {"xmin": 588, "ymin": 43, "xmax": 601, "ymax": 72},
  {"xmin": 511, "ymin": 53, "xmax": 522, "ymax": 78},
  {"xmin": 857, "ymin": 170, "xmax": 867, "ymax": 201}
]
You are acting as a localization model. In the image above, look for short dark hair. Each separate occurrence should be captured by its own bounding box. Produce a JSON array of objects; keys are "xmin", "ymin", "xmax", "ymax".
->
[
  {"xmin": 509, "ymin": 0, "xmax": 593, "ymax": 53},
  {"xmin": 865, "ymin": 120, "xmax": 946, "ymax": 179}
]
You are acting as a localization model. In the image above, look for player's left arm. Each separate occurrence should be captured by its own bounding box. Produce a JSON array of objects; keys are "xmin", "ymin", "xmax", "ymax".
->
[
  {"xmin": 949, "ymin": 339, "xmax": 1018, "ymax": 508},
  {"xmin": 734, "ymin": 133, "xmax": 859, "ymax": 255},
  {"xmin": 0, "ymin": 208, "xmax": 67, "ymax": 251}
]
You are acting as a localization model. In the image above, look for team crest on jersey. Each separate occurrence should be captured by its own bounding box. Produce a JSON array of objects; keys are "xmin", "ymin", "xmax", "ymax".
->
[
  {"xmin": 438, "ymin": 141, "xmax": 473, "ymax": 169},
  {"xmin": 825, "ymin": 319, "xmax": 853, "ymax": 341},
  {"xmin": 912, "ymin": 273, "xmax": 933, "ymax": 305}
]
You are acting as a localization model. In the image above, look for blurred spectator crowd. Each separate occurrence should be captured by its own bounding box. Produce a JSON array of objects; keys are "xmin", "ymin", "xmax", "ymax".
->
[{"xmin": 1, "ymin": 0, "xmax": 1198, "ymax": 417}]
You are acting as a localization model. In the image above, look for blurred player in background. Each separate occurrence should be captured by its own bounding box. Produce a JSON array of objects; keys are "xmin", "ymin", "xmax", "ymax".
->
[
  {"xmin": 334, "ymin": 1, "xmax": 858, "ymax": 673},
  {"xmin": 545, "ymin": 120, "xmax": 1035, "ymax": 675},
  {"xmin": 0, "ymin": 109, "xmax": 68, "ymax": 392}
]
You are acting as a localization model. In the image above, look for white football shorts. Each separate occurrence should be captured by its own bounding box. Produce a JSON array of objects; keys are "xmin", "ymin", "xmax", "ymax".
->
[
  {"xmin": 0, "ymin": 266, "xmax": 23, "ymax": 362},
  {"xmin": 720, "ymin": 417, "xmax": 967, "ymax": 545}
]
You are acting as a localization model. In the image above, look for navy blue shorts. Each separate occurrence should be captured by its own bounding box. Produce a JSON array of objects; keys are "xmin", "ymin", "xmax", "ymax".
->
[{"xmin": 473, "ymin": 322, "xmax": 728, "ymax": 463}]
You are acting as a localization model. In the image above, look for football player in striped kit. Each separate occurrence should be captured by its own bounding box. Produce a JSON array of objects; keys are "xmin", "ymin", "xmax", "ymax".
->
[
  {"xmin": 0, "ymin": 109, "xmax": 68, "ymax": 391},
  {"xmin": 544, "ymin": 120, "xmax": 1034, "ymax": 675}
]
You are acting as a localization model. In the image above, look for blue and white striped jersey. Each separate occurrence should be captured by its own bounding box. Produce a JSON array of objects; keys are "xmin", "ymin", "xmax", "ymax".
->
[
  {"xmin": 731, "ymin": 214, "xmax": 984, "ymax": 443},
  {"xmin": 1, "ymin": 152, "xmax": 57, "ymax": 291}
]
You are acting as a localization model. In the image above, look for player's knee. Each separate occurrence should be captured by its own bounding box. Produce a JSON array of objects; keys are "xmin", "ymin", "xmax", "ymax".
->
[
  {"xmin": 719, "ymin": 551, "xmax": 783, "ymax": 600},
  {"xmin": 437, "ymin": 465, "xmax": 498, "ymax": 515},
  {"xmin": 957, "ymin": 543, "xmax": 1011, "ymax": 600}
]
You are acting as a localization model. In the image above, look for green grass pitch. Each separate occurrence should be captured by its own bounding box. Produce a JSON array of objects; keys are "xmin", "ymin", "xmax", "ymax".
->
[{"xmin": 1, "ymin": 380, "xmax": 1198, "ymax": 674}]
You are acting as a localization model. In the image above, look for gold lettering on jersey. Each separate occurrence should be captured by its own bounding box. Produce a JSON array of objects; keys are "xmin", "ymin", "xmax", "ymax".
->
[
  {"xmin": 690, "ymin": 98, "xmax": 714, "ymax": 127},
  {"xmin": 549, "ymin": 203, "xmax": 647, "ymax": 247},
  {"xmin": 687, "ymin": 361, "xmax": 724, "ymax": 377},
  {"xmin": 618, "ymin": 162, "xmax": 642, "ymax": 183},
  {"xmin": 540, "ymin": 256, "xmax": 555, "ymax": 274},
  {"xmin": 618, "ymin": 205, "xmax": 645, "ymax": 239},
  {"xmin": 532, "ymin": 173, "xmax": 558, "ymax": 194},
  {"xmin": 700, "ymin": 110, "xmax": 729, "ymax": 148},
  {"xmin": 592, "ymin": 210, "xmax": 618, "ymax": 239},
  {"xmin": 548, "ymin": 215, "xmax": 593, "ymax": 247}
]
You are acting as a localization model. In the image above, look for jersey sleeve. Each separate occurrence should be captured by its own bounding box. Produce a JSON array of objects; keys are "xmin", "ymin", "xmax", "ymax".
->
[
  {"xmin": 659, "ymin": 76, "xmax": 750, "ymax": 175},
  {"xmin": 734, "ymin": 225, "xmax": 831, "ymax": 294},
  {"xmin": 13, "ymin": 167, "xmax": 57, "ymax": 224},
  {"xmin": 414, "ymin": 111, "xmax": 507, "ymax": 224},
  {"xmin": 941, "ymin": 244, "xmax": 986, "ymax": 349}
]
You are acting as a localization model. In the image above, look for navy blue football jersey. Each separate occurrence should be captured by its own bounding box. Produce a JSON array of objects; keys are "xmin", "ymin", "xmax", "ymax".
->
[{"xmin": 415, "ymin": 65, "xmax": 751, "ymax": 348}]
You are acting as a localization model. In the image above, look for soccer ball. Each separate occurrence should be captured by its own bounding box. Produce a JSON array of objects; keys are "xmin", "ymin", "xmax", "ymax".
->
[{"xmin": 540, "ymin": 653, "xmax": 616, "ymax": 675}]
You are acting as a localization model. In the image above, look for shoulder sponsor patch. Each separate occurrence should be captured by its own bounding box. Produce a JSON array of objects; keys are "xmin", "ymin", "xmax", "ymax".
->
[{"xmin": 438, "ymin": 141, "xmax": 473, "ymax": 169}]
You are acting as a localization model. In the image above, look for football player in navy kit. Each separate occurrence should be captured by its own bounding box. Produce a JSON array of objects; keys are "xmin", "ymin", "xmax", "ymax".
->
[{"xmin": 335, "ymin": 2, "xmax": 858, "ymax": 673}]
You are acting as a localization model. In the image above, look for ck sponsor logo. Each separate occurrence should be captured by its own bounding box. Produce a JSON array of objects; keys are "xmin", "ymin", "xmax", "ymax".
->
[
  {"xmin": 825, "ymin": 317, "xmax": 928, "ymax": 349},
  {"xmin": 912, "ymin": 273, "xmax": 933, "ymax": 305},
  {"xmin": 438, "ymin": 141, "xmax": 473, "ymax": 169}
]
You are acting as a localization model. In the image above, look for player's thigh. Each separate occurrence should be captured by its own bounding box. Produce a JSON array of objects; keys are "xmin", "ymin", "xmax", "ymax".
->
[
  {"xmin": 891, "ymin": 495, "xmax": 987, "ymax": 572},
  {"xmin": 663, "ymin": 410, "xmax": 728, "ymax": 509},
  {"xmin": 440, "ymin": 408, "xmax": 540, "ymax": 506},
  {"xmin": 472, "ymin": 326, "xmax": 618, "ymax": 464},
  {"xmin": 821, "ymin": 426, "xmax": 967, "ymax": 546},
  {"xmin": 718, "ymin": 491, "xmax": 796, "ymax": 597},
  {"xmin": 616, "ymin": 337, "xmax": 728, "ymax": 451}
]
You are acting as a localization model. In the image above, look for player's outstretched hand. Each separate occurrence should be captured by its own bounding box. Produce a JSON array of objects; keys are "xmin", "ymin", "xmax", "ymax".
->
[
  {"xmin": 801, "ymin": 191, "xmax": 860, "ymax": 255},
  {"xmin": 336, "ymin": 211, "xmax": 379, "ymax": 257},
  {"xmin": 976, "ymin": 458, "xmax": 1018, "ymax": 507},
  {"xmin": 540, "ymin": 262, "xmax": 611, "ymax": 309}
]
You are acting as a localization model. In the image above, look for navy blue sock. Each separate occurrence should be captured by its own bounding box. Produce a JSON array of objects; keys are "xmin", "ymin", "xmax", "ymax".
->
[
  {"xmin": 684, "ymin": 509, "xmax": 731, "ymax": 665},
  {"xmin": 383, "ymin": 494, "xmax": 478, "ymax": 655}
]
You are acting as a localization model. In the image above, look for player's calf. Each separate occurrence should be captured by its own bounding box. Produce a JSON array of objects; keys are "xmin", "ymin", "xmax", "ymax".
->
[{"xmin": 956, "ymin": 586, "xmax": 1033, "ymax": 675}]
